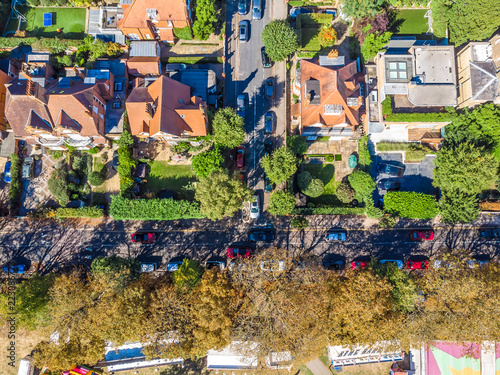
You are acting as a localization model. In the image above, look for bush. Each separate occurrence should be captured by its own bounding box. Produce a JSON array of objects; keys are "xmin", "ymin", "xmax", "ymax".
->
[
  {"xmin": 87, "ymin": 147, "xmax": 100, "ymax": 155},
  {"xmin": 48, "ymin": 168, "xmax": 70, "ymax": 205},
  {"xmin": 348, "ymin": 170, "xmax": 376, "ymax": 198},
  {"xmin": 54, "ymin": 207, "xmax": 104, "ymax": 219},
  {"xmin": 291, "ymin": 216, "xmax": 309, "ymax": 229},
  {"xmin": 358, "ymin": 135, "xmax": 372, "ymax": 171},
  {"xmin": 287, "ymin": 136, "xmax": 308, "ymax": 155},
  {"xmin": 379, "ymin": 214, "xmax": 397, "ymax": 228},
  {"xmin": 297, "ymin": 171, "xmax": 313, "ymax": 191},
  {"xmin": 268, "ymin": 191, "xmax": 296, "ymax": 216},
  {"xmin": 110, "ymin": 196, "xmax": 204, "ymax": 220},
  {"xmin": 191, "ymin": 145, "xmax": 223, "ymax": 178},
  {"xmin": 292, "ymin": 206, "xmax": 365, "ymax": 215},
  {"xmin": 8, "ymin": 153, "xmax": 22, "ymax": 212},
  {"xmin": 336, "ymin": 182, "xmax": 355, "ymax": 203},
  {"xmin": 384, "ymin": 191, "xmax": 438, "ymax": 219},
  {"xmin": 88, "ymin": 171, "xmax": 105, "ymax": 186},
  {"xmin": 302, "ymin": 178, "xmax": 324, "ymax": 197},
  {"xmin": 48, "ymin": 150, "xmax": 64, "ymax": 160},
  {"xmin": 364, "ymin": 196, "xmax": 384, "ymax": 218},
  {"xmin": 325, "ymin": 155, "xmax": 334, "ymax": 162}
]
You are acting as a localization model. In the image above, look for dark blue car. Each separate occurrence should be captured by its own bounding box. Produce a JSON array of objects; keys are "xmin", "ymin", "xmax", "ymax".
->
[
  {"xmin": 3, "ymin": 161, "xmax": 11, "ymax": 183},
  {"xmin": 3, "ymin": 264, "xmax": 26, "ymax": 274}
]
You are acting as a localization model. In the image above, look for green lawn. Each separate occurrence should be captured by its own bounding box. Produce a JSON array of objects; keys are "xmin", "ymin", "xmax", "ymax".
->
[
  {"xmin": 7, "ymin": 6, "xmax": 86, "ymax": 38},
  {"xmin": 302, "ymin": 163, "xmax": 343, "ymax": 205},
  {"xmin": 393, "ymin": 9, "xmax": 429, "ymax": 35},
  {"xmin": 297, "ymin": 13, "xmax": 333, "ymax": 51},
  {"xmin": 145, "ymin": 161, "xmax": 196, "ymax": 199}
]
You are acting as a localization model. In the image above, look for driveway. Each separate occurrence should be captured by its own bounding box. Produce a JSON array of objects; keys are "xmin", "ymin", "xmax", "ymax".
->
[{"xmin": 371, "ymin": 153, "xmax": 438, "ymax": 204}]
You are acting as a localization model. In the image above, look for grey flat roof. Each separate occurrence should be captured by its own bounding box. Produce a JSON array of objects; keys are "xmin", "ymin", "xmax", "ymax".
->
[
  {"xmin": 413, "ymin": 47, "xmax": 456, "ymax": 84},
  {"xmin": 407, "ymin": 84, "xmax": 457, "ymax": 106},
  {"xmin": 319, "ymin": 55, "xmax": 345, "ymax": 67},
  {"xmin": 130, "ymin": 41, "xmax": 159, "ymax": 57},
  {"xmin": 171, "ymin": 69, "xmax": 216, "ymax": 101}
]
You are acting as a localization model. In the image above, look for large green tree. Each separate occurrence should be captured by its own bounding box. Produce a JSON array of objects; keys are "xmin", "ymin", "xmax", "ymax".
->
[
  {"xmin": 384, "ymin": 191, "xmax": 438, "ymax": 220},
  {"xmin": 192, "ymin": 0, "xmax": 217, "ymax": 40},
  {"xmin": 195, "ymin": 170, "xmax": 253, "ymax": 220},
  {"xmin": 340, "ymin": 0, "xmax": 384, "ymax": 20},
  {"xmin": 173, "ymin": 259, "xmax": 204, "ymax": 293},
  {"xmin": 348, "ymin": 170, "xmax": 376, "ymax": 198},
  {"xmin": 268, "ymin": 190, "xmax": 296, "ymax": 216},
  {"xmin": 261, "ymin": 20, "xmax": 299, "ymax": 62},
  {"xmin": 261, "ymin": 146, "xmax": 297, "ymax": 185},
  {"xmin": 212, "ymin": 108, "xmax": 245, "ymax": 148},
  {"xmin": 432, "ymin": 0, "xmax": 500, "ymax": 46},
  {"xmin": 191, "ymin": 145, "xmax": 224, "ymax": 178},
  {"xmin": 360, "ymin": 31, "xmax": 392, "ymax": 62}
]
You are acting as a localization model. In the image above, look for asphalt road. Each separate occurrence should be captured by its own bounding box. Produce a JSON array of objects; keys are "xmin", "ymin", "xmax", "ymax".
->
[
  {"xmin": 1, "ymin": 217, "xmax": 499, "ymax": 274},
  {"xmin": 225, "ymin": 0, "xmax": 287, "ymax": 212}
]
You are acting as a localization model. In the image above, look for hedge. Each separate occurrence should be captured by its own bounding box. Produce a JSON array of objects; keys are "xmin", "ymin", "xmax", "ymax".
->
[
  {"xmin": 54, "ymin": 207, "xmax": 104, "ymax": 218},
  {"xmin": 0, "ymin": 37, "xmax": 83, "ymax": 51},
  {"xmin": 384, "ymin": 191, "xmax": 438, "ymax": 219},
  {"xmin": 292, "ymin": 206, "xmax": 365, "ymax": 215},
  {"xmin": 376, "ymin": 142, "xmax": 412, "ymax": 152},
  {"xmin": 110, "ymin": 196, "xmax": 204, "ymax": 220},
  {"xmin": 382, "ymin": 95, "xmax": 456, "ymax": 122},
  {"xmin": 8, "ymin": 153, "xmax": 21, "ymax": 212}
]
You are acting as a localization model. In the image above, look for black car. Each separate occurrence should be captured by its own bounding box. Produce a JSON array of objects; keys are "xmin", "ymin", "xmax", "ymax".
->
[
  {"xmin": 479, "ymin": 228, "xmax": 500, "ymax": 239},
  {"xmin": 377, "ymin": 179, "xmax": 401, "ymax": 191},
  {"xmin": 264, "ymin": 111, "xmax": 274, "ymax": 134},
  {"xmin": 248, "ymin": 229, "xmax": 276, "ymax": 242},
  {"xmin": 112, "ymin": 150, "xmax": 119, "ymax": 170},
  {"xmin": 238, "ymin": 0, "xmax": 247, "ymax": 15},
  {"xmin": 264, "ymin": 173, "xmax": 273, "ymax": 193},
  {"xmin": 264, "ymin": 139, "xmax": 273, "ymax": 156},
  {"xmin": 261, "ymin": 47, "xmax": 272, "ymax": 68},
  {"xmin": 321, "ymin": 259, "xmax": 345, "ymax": 271},
  {"xmin": 264, "ymin": 78, "xmax": 274, "ymax": 100},
  {"xmin": 377, "ymin": 162, "xmax": 404, "ymax": 177},
  {"xmin": 237, "ymin": 94, "xmax": 246, "ymax": 118}
]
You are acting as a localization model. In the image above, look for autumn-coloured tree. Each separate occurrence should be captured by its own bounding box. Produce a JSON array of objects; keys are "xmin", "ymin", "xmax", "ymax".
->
[{"xmin": 318, "ymin": 27, "xmax": 337, "ymax": 47}]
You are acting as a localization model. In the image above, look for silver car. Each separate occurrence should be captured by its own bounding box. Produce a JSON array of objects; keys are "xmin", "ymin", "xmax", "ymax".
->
[
  {"xmin": 250, "ymin": 194, "xmax": 260, "ymax": 219},
  {"xmin": 239, "ymin": 20, "xmax": 249, "ymax": 42},
  {"xmin": 252, "ymin": 0, "xmax": 262, "ymax": 20}
]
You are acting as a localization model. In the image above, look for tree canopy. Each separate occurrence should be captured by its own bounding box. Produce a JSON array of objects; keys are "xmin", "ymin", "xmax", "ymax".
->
[
  {"xmin": 360, "ymin": 31, "xmax": 392, "ymax": 62},
  {"xmin": 268, "ymin": 190, "xmax": 296, "ymax": 216},
  {"xmin": 192, "ymin": 0, "xmax": 217, "ymax": 40},
  {"xmin": 348, "ymin": 170, "xmax": 376, "ymax": 198},
  {"xmin": 195, "ymin": 170, "xmax": 253, "ymax": 220},
  {"xmin": 173, "ymin": 259, "xmax": 204, "ymax": 293},
  {"xmin": 384, "ymin": 191, "xmax": 438, "ymax": 220},
  {"xmin": 191, "ymin": 145, "xmax": 224, "ymax": 178},
  {"xmin": 261, "ymin": 20, "xmax": 299, "ymax": 62},
  {"xmin": 261, "ymin": 146, "xmax": 297, "ymax": 185},
  {"xmin": 340, "ymin": 0, "xmax": 384, "ymax": 20},
  {"xmin": 212, "ymin": 108, "xmax": 245, "ymax": 148}
]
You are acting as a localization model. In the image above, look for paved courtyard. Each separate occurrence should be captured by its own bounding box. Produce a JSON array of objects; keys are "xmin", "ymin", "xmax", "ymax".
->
[{"xmin": 305, "ymin": 138, "xmax": 358, "ymax": 180}]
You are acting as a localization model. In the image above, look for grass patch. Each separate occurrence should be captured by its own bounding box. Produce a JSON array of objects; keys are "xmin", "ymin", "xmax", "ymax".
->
[
  {"xmin": 167, "ymin": 56, "xmax": 223, "ymax": 64},
  {"xmin": 393, "ymin": 9, "xmax": 429, "ymax": 35},
  {"xmin": 297, "ymin": 13, "xmax": 333, "ymax": 51},
  {"xmin": 376, "ymin": 142, "xmax": 412, "ymax": 152},
  {"xmin": 297, "ymin": 51, "xmax": 319, "ymax": 58},
  {"xmin": 298, "ymin": 365, "xmax": 315, "ymax": 375},
  {"xmin": 289, "ymin": 0, "xmax": 304, "ymax": 5},
  {"xmin": 303, "ymin": 163, "xmax": 338, "ymax": 194},
  {"xmin": 173, "ymin": 26, "xmax": 193, "ymax": 40},
  {"xmin": 21, "ymin": 6, "xmax": 86, "ymax": 39},
  {"xmin": 93, "ymin": 156, "xmax": 106, "ymax": 173},
  {"xmin": 145, "ymin": 161, "xmax": 196, "ymax": 199}
]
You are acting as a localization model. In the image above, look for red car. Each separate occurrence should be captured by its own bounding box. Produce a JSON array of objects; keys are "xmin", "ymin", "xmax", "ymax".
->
[
  {"xmin": 406, "ymin": 257, "xmax": 429, "ymax": 269},
  {"xmin": 226, "ymin": 247, "xmax": 252, "ymax": 259},
  {"xmin": 351, "ymin": 260, "xmax": 369, "ymax": 270},
  {"xmin": 236, "ymin": 146, "xmax": 245, "ymax": 169},
  {"xmin": 131, "ymin": 232, "xmax": 156, "ymax": 243},
  {"xmin": 411, "ymin": 230, "xmax": 434, "ymax": 241}
]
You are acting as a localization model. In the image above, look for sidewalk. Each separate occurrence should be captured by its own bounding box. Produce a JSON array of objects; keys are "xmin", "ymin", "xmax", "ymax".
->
[{"xmin": 306, "ymin": 358, "xmax": 332, "ymax": 375}]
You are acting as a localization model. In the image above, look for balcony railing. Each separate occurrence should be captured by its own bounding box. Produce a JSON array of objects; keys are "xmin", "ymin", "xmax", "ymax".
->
[
  {"xmin": 35, "ymin": 137, "xmax": 65, "ymax": 147},
  {"xmin": 65, "ymin": 137, "xmax": 93, "ymax": 148}
]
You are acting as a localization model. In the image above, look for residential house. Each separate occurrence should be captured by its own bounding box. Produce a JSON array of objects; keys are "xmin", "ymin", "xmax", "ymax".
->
[
  {"xmin": 169, "ymin": 69, "xmax": 217, "ymax": 103},
  {"xmin": 456, "ymin": 34, "xmax": 500, "ymax": 108},
  {"xmin": 87, "ymin": 5, "xmax": 126, "ymax": 44},
  {"xmin": 4, "ymin": 66, "xmax": 119, "ymax": 150},
  {"xmin": 0, "ymin": 68, "xmax": 12, "ymax": 132},
  {"xmin": 127, "ymin": 57, "xmax": 161, "ymax": 77},
  {"xmin": 291, "ymin": 58, "xmax": 364, "ymax": 139},
  {"xmin": 117, "ymin": 0, "xmax": 192, "ymax": 42},
  {"xmin": 125, "ymin": 75, "xmax": 208, "ymax": 142},
  {"xmin": 129, "ymin": 40, "xmax": 161, "ymax": 57},
  {"xmin": 373, "ymin": 39, "xmax": 457, "ymax": 148}
]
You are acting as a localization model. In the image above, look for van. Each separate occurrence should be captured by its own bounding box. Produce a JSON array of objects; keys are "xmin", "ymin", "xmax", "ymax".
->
[
  {"xmin": 21, "ymin": 157, "xmax": 34, "ymax": 179},
  {"xmin": 18, "ymin": 358, "xmax": 34, "ymax": 375},
  {"xmin": 252, "ymin": 0, "xmax": 262, "ymax": 20}
]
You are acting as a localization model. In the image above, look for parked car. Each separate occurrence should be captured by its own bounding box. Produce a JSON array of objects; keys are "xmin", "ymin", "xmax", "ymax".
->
[
  {"xmin": 167, "ymin": 257, "xmax": 188, "ymax": 272},
  {"xmin": 351, "ymin": 256, "xmax": 370, "ymax": 270},
  {"xmin": 252, "ymin": 0, "xmax": 262, "ymax": 20},
  {"xmin": 260, "ymin": 260, "xmax": 286, "ymax": 271},
  {"xmin": 140, "ymin": 263, "xmax": 157, "ymax": 272},
  {"xmin": 264, "ymin": 139, "xmax": 273, "ymax": 156},
  {"xmin": 324, "ymin": 229, "xmax": 347, "ymax": 242},
  {"xmin": 237, "ymin": 146, "xmax": 245, "ymax": 169},
  {"xmin": 316, "ymin": 9, "xmax": 336, "ymax": 15},
  {"xmin": 237, "ymin": 94, "xmax": 246, "ymax": 118},
  {"xmin": 377, "ymin": 162, "xmax": 404, "ymax": 177},
  {"xmin": 3, "ymin": 161, "xmax": 11, "ymax": 183},
  {"xmin": 406, "ymin": 256, "xmax": 429, "ymax": 270},
  {"xmin": 205, "ymin": 257, "xmax": 226, "ymax": 270},
  {"xmin": 411, "ymin": 230, "xmax": 434, "ymax": 241},
  {"xmin": 238, "ymin": 0, "xmax": 248, "ymax": 15},
  {"xmin": 21, "ymin": 157, "xmax": 34, "ymax": 179},
  {"xmin": 261, "ymin": 47, "xmax": 272, "ymax": 68},
  {"xmin": 321, "ymin": 259, "xmax": 345, "ymax": 271},
  {"xmin": 228, "ymin": 260, "xmax": 249, "ymax": 272},
  {"xmin": 468, "ymin": 255, "xmax": 491, "ymax": 268},
  {"xmin": 131, "ymin": 232, "xmax": 156, "ymax": 243},
  {"xmin": 3, "ymin": 264, "xmax": 26, "ymax": 274},
  {"xmin": 264, "ymin": 78, "xmax": 274, "ymax": 100},
  {"xmin": 479, "ymin": 228, "xmax": 500, "ymax": 239},
  {"xmin": 377, "ymin": 179, "xmax": 401, "ymax": 191},
  {"xmin": 289, "ymin": 7, "xmax": 313, "ymax": 17},
  {"xmin": 264, "ymin": 111, "xmax": 274, "ymax": 134},
  {"xmin": 227, "ymin": 246, "xmax": 252, "ymax": 259},
  {"xmin": 250, "ymin": 194, "xmax": 260, "ymax": 219},
  {"xmin": 248, "ymin": 229, "xmax": 275, "ymax": 242},
  {"xmin": 379, "ymin": 259, "xmax": 404, "ymax": 269},
  {"xmin": 239, "ymin": 20, "xmax": 249, "ymax": 42},
  {"xmin": 264, "ymin": 174, "xmax": 273, "ymax": 193},
  {"xmin": 112, "ymin": 150, "xmax": 119, "ymax": 171}
]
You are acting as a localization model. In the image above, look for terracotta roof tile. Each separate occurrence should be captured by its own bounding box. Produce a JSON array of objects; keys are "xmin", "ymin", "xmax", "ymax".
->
[
  {"xmin": 127, "ymin": 57, "xmax": 160, "ymax": 76},
  {"xmin": 118, "ymin": 0, "xmax": 189, "ymax": 29}
]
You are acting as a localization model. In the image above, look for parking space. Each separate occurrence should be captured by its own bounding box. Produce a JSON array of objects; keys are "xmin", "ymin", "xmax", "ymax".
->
[{"xmin": 371, "ymin": 153, "xmax": 438, "ymax": 204}]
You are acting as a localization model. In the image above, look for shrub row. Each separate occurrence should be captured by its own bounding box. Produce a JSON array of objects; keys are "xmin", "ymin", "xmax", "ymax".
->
[
  {"xmin": 0, "ymin": 37, "xmax": 83, "ymax": 51},
  {"xmin": 292, "ymin": 206, "xmax": 365, "ymax": 215},
  {"xmin": 382, "ymin": 95, "xmax": 456, "ymax": 122},
  {"xmin": 8, "ymin": 153, "xmax": 21, "ymax": 213},
  {"xmin": 109, "ymin": 196, "xmax": 204, "ymax": 220},
  {"xmin": 54, "ymin": 207, "xmax": 104, "ymax": 219},
  {"xmin": 384, "ymin": 191, "xmax": 438, "ymax": 219},
  {"xmin": 376, "ymin": 142, "xmax": 413, "ymax": 152}
]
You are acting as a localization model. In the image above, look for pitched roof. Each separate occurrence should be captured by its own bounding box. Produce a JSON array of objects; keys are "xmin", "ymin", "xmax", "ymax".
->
[
  {"xmin": 118, "ymin": 0, "xmax": 188, "ymax": 29},
  {"xmin": 126, "ymin": 76, "xmax": 207, "ymax": 137},
  {"xmin": 127, "ymin": 57, "xmax": 160, "ymax": 76},
  {"xmin": 300, "ymin": 60, "xmax": 361, "ymax": 128}
]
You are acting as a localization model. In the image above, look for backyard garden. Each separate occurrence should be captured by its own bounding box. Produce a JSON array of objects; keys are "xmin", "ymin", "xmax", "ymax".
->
[{"xmin": 296, "ymin": 13, "xmax": 334, "ymax": 51}]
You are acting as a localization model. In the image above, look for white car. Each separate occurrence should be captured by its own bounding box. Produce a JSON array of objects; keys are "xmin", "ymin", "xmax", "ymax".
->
[
  {"xmin": 250, "ymin": 194, "xmax": 260, "ymax": 219},
  {"xmin": 260, "ymin": 260, "xmax": 286, "ymax": 272}
]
